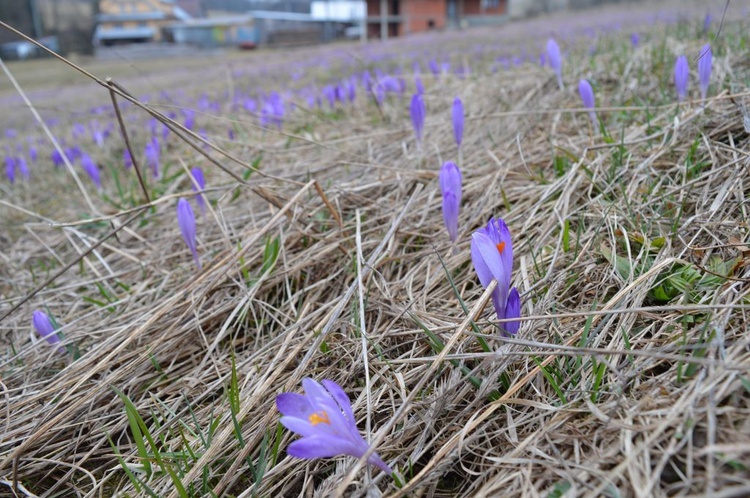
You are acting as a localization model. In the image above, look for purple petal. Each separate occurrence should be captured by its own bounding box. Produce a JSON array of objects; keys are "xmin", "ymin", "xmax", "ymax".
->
[
  {"xmin": 473, "ymin": 232, "xmax": 506, "ymax": 288},
  {"xmin": 439, "ymin": 162, "xmax": 462, "ymax": 205},
  {"xmin": 276, "ymin": 393, "xmax": 313, "ymax": 419},
  {"xmin": 410, "ymin": 94, "xmax": 425, "ymax": 142},
  {"xmin": 674, "ymin": 55, "xmax": 689, "ymax": 102},
  {"xmin": 471, "ymin": 233, "xmax": 494, "ymax": 288},
  {"xmin": 280, "ymin": 416, "xmax": 320, "ymax": 439},
  {"xmin": 578, "ymin": 79, "xmax": 595, "ymax": 109},
  {"xmin": 286, "ymin": 435, "xmax": 362, "ymax": 460},
  {"xmin": 442, "ymin": 192, "xmax": 459, "ymax": 244},
  {"xmin": 177, "ymin": 198, "xmax": 200, "ymax": 270},
  {"xmin": 698, "ymin": 44, "xmax": 712, "ymax": 100},
  {"xmin": 503, "ymin": 287, "xmax": 521, "ymax": 335},
  {"xmin": 321, "ymin": 379, "xmax": 354, "ymax": 422},
  {"xmin": 451, "ymin": 97, "xmax": 464, "ymax": 147},
  {"xmin": 32, "ymin": 310, "xmax": 59, "ymax": 344}
]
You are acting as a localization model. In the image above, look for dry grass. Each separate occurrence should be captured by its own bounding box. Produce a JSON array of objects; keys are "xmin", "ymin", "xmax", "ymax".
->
[{"xmin": 2, "ymin": 1, "xmax": 750, "ymax": 496}]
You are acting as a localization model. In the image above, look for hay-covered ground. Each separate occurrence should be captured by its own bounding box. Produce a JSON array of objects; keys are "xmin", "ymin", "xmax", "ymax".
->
[{"xmin": 2, "ymin": 0, "xmax": 750, "ymax": 496}]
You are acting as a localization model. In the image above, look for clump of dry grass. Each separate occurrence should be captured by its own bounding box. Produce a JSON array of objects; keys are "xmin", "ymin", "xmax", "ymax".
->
[{"xmin": 2, "ymin": 1, "xmax": 750, "ymax": 496}]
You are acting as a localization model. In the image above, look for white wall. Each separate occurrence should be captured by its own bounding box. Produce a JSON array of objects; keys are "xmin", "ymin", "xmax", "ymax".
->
[{"xmin": 311, "ymin": 1, "xmax": 365, "ymax": 21}]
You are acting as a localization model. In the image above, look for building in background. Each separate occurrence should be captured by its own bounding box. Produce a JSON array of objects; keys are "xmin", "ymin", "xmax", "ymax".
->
[
  {"xmin": 164, "ymin": 14, "xmax": 256, "ymax": 48},
  {"xmin": 364, "ymin": 0, "xmax": 507, "ymax": 39},
  {"xmin": 94, "ymin": 0, "xmax": 193, "ymax": 45}
]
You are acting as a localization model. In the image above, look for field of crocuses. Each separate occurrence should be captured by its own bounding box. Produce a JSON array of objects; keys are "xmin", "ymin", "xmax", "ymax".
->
[{"xmin": 3, "ymin": 0, "xmax": 750, "ymax": 496}]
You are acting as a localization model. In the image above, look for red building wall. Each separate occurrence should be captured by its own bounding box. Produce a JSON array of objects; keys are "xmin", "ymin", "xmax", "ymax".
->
[
  {"xmin": 402, "ymin": 0, "xmax": 446, "ymax": 34},
  {"xmin": 366, "ymin": 0, "xmax": 505, "ymax": 38},
  {"xmin": 462, "ymin": 0, "xmax": 507, "ymax": 16}
]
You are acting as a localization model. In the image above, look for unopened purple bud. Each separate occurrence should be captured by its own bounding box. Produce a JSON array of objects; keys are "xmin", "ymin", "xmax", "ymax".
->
[
  {"xmin": 190, "ymin": 167, "xmax": 206, "ymax": 214},
  {"xmin": 415, "ymin": 76, "xmax": 424, "ymax": 95},
  {"xmin": 145, "ymin": 138, "xmax": 160, "ymax": 178},
  {"xmin": 16, "ymin": 156, "xmax": 29, "ymax": 180},
  {"xmin": 503, "ymin": 287, "xmax": 521, "ymax": 335},
  {"xmin": 439, "ymin": 161, "xmax": 462, "ymax": 244},
  {"xmin": 410, "ymin": 94, "xmax": 425, "ymax": 143},
  {"xmin": 32, "ymin": 310, "xmax": 63, "ymax": 350},
  {"xmin": 184, "ymin": 110, "xmax": 195, "ymax": 131},
  {"xmin": 5, "ymin": 156, "xmax": 16, "ymax": 184},
  {"xmin": 546, "ymin": 38, "xmax": 563, "ymax": 89},
  {"xmin": 630, "ymin": 33, "xmax": 640, "ymax": 47},
  {"xmin": 429, "ymin": 59, "xmax": 440, "ymax": 76},
  {"xmin": 177, "ymin": 198, "xmax": 201, "ymax": 270},
  {"xmin": 51, "ymin": 149, "xmax": 64, "ymax": 168},
  {"xmin": 698, "ymin": 44, "xmax": 712, "ymax": 101},
  {"xmin": 451, "ymin": 97, "xmax": 464, "ymax": 148},
  {"xmin": 674, "ymin": 55, "xmax": 689, "ymax": 102},
  {"xmin": 578, "ymin": 79, "xmax": 597, "ymax": 126},
  {"xmin": 123, "ymin": 148, "xmax": 133, "ymax": 169},
  {"xmin": 29, "ymin": 146, "xmax": 37, "ymax": 163},
  {"xmin": 80, "ymin": 153, "xmax": 102, "ymax": 189}
]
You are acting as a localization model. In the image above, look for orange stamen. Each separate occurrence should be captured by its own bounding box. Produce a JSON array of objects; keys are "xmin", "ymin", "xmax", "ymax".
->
[
  {"xmin": 496, "ymin": 242, "xmax": 506, "ymax": 254},
  {"xmin": 308, "ymin": 411, "xmax": 331, "ymax": 426}
]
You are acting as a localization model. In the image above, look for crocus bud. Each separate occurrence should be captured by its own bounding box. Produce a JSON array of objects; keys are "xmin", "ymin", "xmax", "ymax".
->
[
  {"xmin": 5, "ymin": 157, "xmax": 16, "ymax": 184},
  {"xmin": 546, "ymin": 38, "xmax": 563, "ymax": 89},
  {"xmin": 578, "ymin": 79, "xmax": 597, "ymax": 127},
  {"xmin": 190, "ymin": 167, "xmax": 206, "ymax": 214},
  {"xmin": 630, "ymin": 33, "xmax": 640, "ymax": 47},
  {"xmin": 503, "ymin": 287, "xmax": 521, "ymax": 335},
  {"xmin": 80, "ymin": 153, "xmax": 101, "ymax": 190},
  {"xmin": 674, "ymin": 55, "xmax": 689, "ymax": 102},
  {"xmin": 410, "ymin": 93, "xmax": 425, "ymax": 144},
  {"xmin": 415, "ymin": 76, "xmax": 424, "ymax": 95},
  {"xmin": 439, "ymin": 161, "xmax": 462, "ymax": 244},
  {"xmin": 698, "ymin": 44, "xmax": 712, "ymax": 101},
  {"xmin": 145, "ymin": 138, "xmax": 160, "ymax": 178},
  {"xmin": 451, "ymin": 97, "xmax": 464, "ymax": 148},
  {"xmin": 32, "ymin": 310, "xmax": 64, "ymax": 351},
  {"xmin": 177, "ymin": 198, "xmax": 201, "ymax": 270}
]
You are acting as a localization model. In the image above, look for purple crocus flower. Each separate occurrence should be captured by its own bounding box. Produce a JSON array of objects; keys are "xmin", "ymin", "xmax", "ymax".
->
[
  {"xmin": 415, "ymin": 76, "xmax": 424, "ymax": 95},
  {"xmin": 439, "ymin": 161, "xmax": 461, "ymax": 244},
  {"xmin": 410, "ymin": 93, "xmax": 425, "ymax": 144},
  {"xmin": 630, "ymin": 33, "xmax": 640, "ymax": 47},
  {"xmin": 5, "ymin": 156, "xmax": 16, "ymax": 184},
  {"xmin": 183, "ymin": 110, "xmax": 195, "ymax": 131},
  {"xmin": 28, "ymin": 146, "xmax": 37, "ymax": 163},
  {"xmin": 145, "ymin": 138, "xmax": 160, "ymax": 178},
  {"xmin": 578, "ymin": 79, "xmax": 597, "ymax": 126},
  {"xmin": 470, "ymin": 217, "xmax": 519, "ymax": 334},
  {"xmin": 451, "ymin": 97, "xmax": 464, "ymax": 148},
  {"xmin": 51, "ymin": 149, "xmax": 64, "ymax": 168},
  {"xmin": 190, "ymin": 166, "xmax": 206, "ymax": 214},
  {"xmin": 123, "ymin": 148, "xmax": 133, "ymax": 169},
  {"xmin": 16, "ymin": 156, "xmax": 29, "ymax": 180},
  {"xmin": 32, "ymin": 309, "xmax": 64, "ymax": 351},
  {"xmin": 80, "ymin": 153, "xmax": 101, "ymax": 189},
  {"xmin": 275, "ymin": 378, "xmax": 391, "ymax": 474},
  {"xmin": 546, "ymin": 38, "xmax": 563, "ymax": 89},
  {"xmin": 698, "ymin": 44, "xmax": 712, "ymax": 101},
  {"xmin": 428, "ymin": 59, "xmax": 440, "ymax": 76},
  {"xmin": 177, "ymin": 198, "xmax": 201, "ymax": 270},
  {"xmin": 674, "ymin": 55, "xmax": 689, "ymax": 102}
]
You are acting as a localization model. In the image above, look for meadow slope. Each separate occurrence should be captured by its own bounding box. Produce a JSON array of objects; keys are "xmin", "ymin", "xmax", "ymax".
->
[{"xmin": 2, "ymin": 1, "xmax": 750, "ymax": 496}]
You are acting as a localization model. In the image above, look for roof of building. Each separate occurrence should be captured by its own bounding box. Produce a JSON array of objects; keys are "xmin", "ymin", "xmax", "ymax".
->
[
  {"xmin": 96, "ymin": 12, "xmax": 168, "ymax": 23},
  {"xmin": 175, "ymin": 0, "xmax": 205, "ymax": 17},
  {"xmin": 167, "ymin": 14, "xmax": 252, "ymax": 28},
  {"xmin": 247, "ymin": 10, "xmax": 315, "ymax": 21}
]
